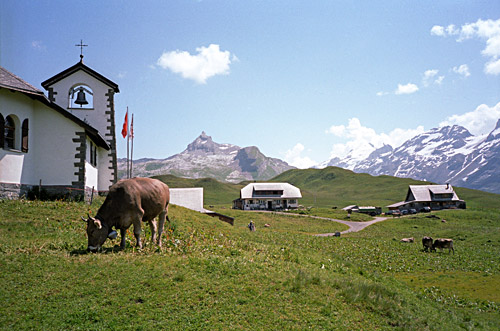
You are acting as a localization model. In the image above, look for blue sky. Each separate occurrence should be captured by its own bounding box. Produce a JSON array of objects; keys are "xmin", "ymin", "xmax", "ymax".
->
[{"xmin": 1, "ymin": 1, "xmax": 499, "ymax": 167}]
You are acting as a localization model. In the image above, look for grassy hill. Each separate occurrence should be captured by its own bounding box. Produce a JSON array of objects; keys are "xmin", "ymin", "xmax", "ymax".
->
[
  {"xmin": 155, "ymin": 167, "xmax": 500, "ymax": 210},
  {"xmin": 152, "ymin": 174, "xmax": 243, "ymax": 206},
  {"xmin": 1, "ymin": 197, "xmax": 499, "ymax": 329},
  {"xmin": 1, "ymin": 169, "xmax": 500, "ymax": 329},
  {"xmin": 272, "ymin": 167, "xmax": 500, "ymax": 210}
]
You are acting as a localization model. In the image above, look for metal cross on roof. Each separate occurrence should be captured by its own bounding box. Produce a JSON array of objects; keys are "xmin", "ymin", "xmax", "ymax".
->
[{"xmin": 75, "ymin": 39, "xmax": 88, "ymax": 62}]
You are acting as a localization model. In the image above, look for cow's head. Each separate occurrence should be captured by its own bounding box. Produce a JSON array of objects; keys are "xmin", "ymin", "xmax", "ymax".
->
[{"xmin": 81, "ymin": 214, "xmax": 108, "ymax": 252}]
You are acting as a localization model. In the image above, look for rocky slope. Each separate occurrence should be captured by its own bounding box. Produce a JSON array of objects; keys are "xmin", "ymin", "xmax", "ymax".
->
[{"xmin": 118, "ymin": 132, "xmax": 295, "ymax": 183}]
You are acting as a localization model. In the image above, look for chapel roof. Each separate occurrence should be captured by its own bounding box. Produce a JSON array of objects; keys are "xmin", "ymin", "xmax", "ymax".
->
[
  {"xmin": 0, "ymin": 66, "xmax": 44, "ymax": 96},
  {"xmin": 0, "ymin": 65, "xmax": 110, "ymax": 150},
  {"xmin": 41, "ymin": 61, "xmax": 119, "ymax": 93}
]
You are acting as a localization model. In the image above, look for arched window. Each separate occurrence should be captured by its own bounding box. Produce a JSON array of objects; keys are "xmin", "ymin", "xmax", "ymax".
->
[
  {"xmin": 4, "ymin": 116, "xmax": 15, "ymax": 149},
  {"xmin": 22, "ymin": 119, "xmax": 29, "ymax": 153},
  {"xmin": 69, "ymin": 84, "xmax": 94, "ymax": 109},
  {"xmin": 0, "ymin": 114, "xmax": 4, "ymax": 148}
]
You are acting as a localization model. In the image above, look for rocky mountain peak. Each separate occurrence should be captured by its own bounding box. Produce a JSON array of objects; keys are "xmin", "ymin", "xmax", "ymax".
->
[
  {"xmin": 119, "ymin": 132, "xmax": 295, "ymax": 183},
  {"xmin": 186, "ymin": 132, "xmax": 220, "ymax": 153},
  {"xmin": 323, "ymin": 122, "xmax": 500, "ymax": 193}
]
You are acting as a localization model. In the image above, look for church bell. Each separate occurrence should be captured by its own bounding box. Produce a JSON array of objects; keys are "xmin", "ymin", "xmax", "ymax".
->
[{"xmin": 74, "ymin": 87, "xmax": 88, "ymax": 106}]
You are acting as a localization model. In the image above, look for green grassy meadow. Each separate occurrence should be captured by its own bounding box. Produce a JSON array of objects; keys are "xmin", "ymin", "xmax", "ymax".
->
[
  {"xmin": 155, "ymin": 167, "xmax": 500, "ymax": 210},
  {"xmin": 1, "ymin": 195, "xmax": 499, "ymax": 330}
]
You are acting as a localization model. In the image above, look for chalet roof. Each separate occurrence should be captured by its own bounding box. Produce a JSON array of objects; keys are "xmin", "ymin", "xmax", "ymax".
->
[
  {"xmin": 387, "ymin": 201, "xmax": 407, "ymax": 208},
  {"xmin": 0, "ymin": 66, "xmax": 110, "ymax": 150},
  {"xmin": 407, "ymin": 184, "xmax": 460, "ymax": 202},
  {"xmin": 241, "ymin": 182, "xmax": 302, "ymax": 200},
  {"xmin": 343, "ymin": 205, "xmax": 358, "ymax": 211},
  {"xmin": 41, "ymin": 61, "xmax": 119, "ymax": 93}
]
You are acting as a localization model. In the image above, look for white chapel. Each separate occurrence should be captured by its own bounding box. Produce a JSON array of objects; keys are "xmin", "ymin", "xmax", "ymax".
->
[{"xmin": 0, "ymin": 55, "xmax": 119, "ymax": 199}]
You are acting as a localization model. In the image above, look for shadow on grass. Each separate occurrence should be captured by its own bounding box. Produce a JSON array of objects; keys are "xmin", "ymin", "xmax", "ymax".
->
[{"xmin": 69, "ymin": 245, "xmax": 123, "ymax": 256}]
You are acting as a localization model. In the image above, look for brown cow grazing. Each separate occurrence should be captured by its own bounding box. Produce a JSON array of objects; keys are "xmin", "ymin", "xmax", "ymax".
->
[
  {"xmin": 432, "ymin": 238, "xmax": 454, "ymax": 254},
  {"xmin": 422, "ymin": 236, "xmax": 434, "ymax": 252},
  {"xmin": 81, "ymin": 177, "xmax": 170, "ymax": 252}
]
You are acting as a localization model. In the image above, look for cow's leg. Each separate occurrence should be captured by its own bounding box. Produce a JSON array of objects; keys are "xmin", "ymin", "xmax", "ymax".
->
[
  {"xmin": 149, "ymin": 219, "xmax": 158, "ymax": 245},
  {"xmin": 134, "ymin": 222, "xmax": 142, "ymax": 249},
  {"xmin": 133, "ymin": 210, "xmax": 145, "ymax": 249},
  {"xmin": 156, "ymin": 207, "xmax": 167, "ymax": 247},
  {"xmin": 120, "ymin": 228, "xmax": 126, "ymax": 250}
]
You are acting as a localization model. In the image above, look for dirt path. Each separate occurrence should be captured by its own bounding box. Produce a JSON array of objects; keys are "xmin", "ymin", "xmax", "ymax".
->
[
  {"xmin": 261, "ymin": 211, "xmax": 390, "ymax": 235},
  {"xmin": 312, "ymin": 216, "xmax": 389, "ymax": 236}
]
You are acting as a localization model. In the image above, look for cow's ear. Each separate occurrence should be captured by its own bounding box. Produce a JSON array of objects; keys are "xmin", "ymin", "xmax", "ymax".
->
[{"xmin": 93, "ymin": 219, "xmax": 102, "ymax": 229}]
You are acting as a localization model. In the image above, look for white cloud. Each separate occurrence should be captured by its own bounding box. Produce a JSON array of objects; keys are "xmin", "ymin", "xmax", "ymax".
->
[
  {"xmin": 432, "ymin": 18, "xmax": 500, "ymax": 75},
  {"xmin": 439, "ymin": 102, "xmax": 500, "ymax": 136},
  {"xmin": 446, "ymin": 24, "xmax": 459, "ymax": 36},
  {"xmin": 453, "ymin": 64, "xmax": 471, "ymax": 77},
  {"xmin": 31, "ymin": 40, "xmax": 46, "ymax": 51},
  {"xmin": 431, "ymin": 25, "xmax": 445, "ymax": 36},
  {"xmin": 325, "ymin": 124, "xmax": 345, "ymax": 136},
  {"xmin": 284, "ymin": 143, "xmax": 317, "ymax": 169},
  {"xmin": 376, "ymin": 91, "xmax": 389, "ymax": 96},
  {"xmin": 395, "ymin": 83, "xmax": 419, "ymax": 95},
  {"xmin": 326, "ymin": 118, "xmax": 425, "ymax": 159},
  {"xmin": 424, "ymin": 69, "xmax": 438, "ymax": 79},
  {"xmin": 423, "ymin": 69, "xmax": 439, "ymax": 86},
  {"xmin": 156, "ymin": 44, "xmax": 235, "ymax": 84},
  {"xmin": 434, "ymin": 75, "xmax": 445, "ymax": 85},
  {"xmin": 485, "ymin": 58, "xmax": 500, "ymax": 75}
]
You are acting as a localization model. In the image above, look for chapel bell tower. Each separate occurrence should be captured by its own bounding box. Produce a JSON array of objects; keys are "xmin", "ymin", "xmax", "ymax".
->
[{"xmin": 41, "ymin": 43, "xmax": 119, "ymax": 191}]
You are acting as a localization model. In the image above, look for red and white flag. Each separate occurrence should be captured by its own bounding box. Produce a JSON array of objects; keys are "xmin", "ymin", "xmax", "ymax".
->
[
  {"xmin": 121, "ymin": 110, "xmax": 128, "ymax": 138},
  {"xmin": 130, "ymin": 114, "xmax": 134, "ymax": 139}
]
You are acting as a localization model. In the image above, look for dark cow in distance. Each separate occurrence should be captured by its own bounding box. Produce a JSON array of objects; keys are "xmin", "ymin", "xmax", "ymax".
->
[
  {"xmin": 422, "ymin": 236, "xmax": 434, "ymax": 252},
  {"xmin": 81, "ymin": 177, "xmax": 170, "ymax": 252},
  {"xmin": 432, "ymin": 238, "xmax": 454, "ymax": 254}
]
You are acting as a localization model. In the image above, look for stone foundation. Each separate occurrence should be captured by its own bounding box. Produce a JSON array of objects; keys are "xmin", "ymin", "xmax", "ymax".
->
[
  {"xmin": 0, "ymin": 183, "xmax": 27, "ymax": 199},
  {"xmin": 0, "ymin": 182, "xmax": 93, "ymax": 201}
]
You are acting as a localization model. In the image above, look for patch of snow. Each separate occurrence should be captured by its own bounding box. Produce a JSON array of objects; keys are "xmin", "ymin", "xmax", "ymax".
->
[{"xmin": 467, "ymin": 167, "xmax": 480, "ymax": 176}]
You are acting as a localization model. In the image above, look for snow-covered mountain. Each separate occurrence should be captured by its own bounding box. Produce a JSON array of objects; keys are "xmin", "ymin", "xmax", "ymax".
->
[
  {"xmin": 118, "ymin": 132, "xmax": 295, "ymax": 183},
  {"xmin": 319, "ymin": 121, "xmax": 500, "ymax": 193}
]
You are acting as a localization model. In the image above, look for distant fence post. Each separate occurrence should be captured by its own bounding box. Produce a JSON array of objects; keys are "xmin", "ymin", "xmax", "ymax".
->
[
  {"xmin": 38, "ymin": 179, "xmax": 42, "ymax": 200},
  {"xmin": 89, "ymin": 186, "xmax": 94, "ymax": 205}
]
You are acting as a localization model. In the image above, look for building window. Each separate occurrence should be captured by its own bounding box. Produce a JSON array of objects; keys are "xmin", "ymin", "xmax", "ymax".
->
[
  {"xmin": 4, "ymin": 116, "xmax": 15, "ymax": 149},
  {"xmin": 89, "ymin": 141, "xmax": 97, "ymax": 167},
  {"xmin": 21, "ymin": 119, "xmax": 29, "ymax": 153}
]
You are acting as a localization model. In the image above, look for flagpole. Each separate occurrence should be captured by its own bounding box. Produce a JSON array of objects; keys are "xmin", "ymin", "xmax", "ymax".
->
[
  {"xmin": 130, "ymin": 113, "xmax": 134, "ymax": 178},
  {"xmin": 126, "ymin": 107, "xmax": 130, "ymax": 179}
]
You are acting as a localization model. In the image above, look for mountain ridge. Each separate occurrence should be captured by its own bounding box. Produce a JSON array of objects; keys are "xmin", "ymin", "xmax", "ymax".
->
[
  {"xmin": 119, "ymin": 121, "xmax": 500, "ymax": 193},
  {"xmin": 118, "ymin": 132, "xmax": 295, "ymax": 183},
  {"xmin": 320, "ymin": 122, "xmax": 500, "ymax": 193}
]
